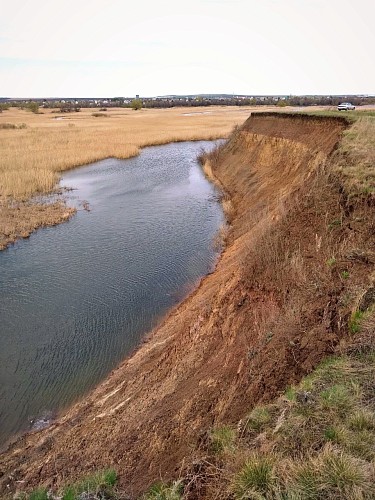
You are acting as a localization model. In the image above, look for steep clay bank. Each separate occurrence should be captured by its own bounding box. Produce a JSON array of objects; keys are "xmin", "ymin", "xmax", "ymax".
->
[{"xmin": 3, "ymin": 113, "xmax": 374, "ymax": 498}]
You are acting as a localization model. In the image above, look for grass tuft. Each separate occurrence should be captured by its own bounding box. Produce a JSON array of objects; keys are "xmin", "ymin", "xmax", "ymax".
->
[
  {"xmin": 319, "ymin": 448, "xmax": 371, "ymax": 496},
  {"xmin": 28, "ymin": 489, "xmax": 49, "ymax": 500},
  {"xmin": 143, "ymin": 480, "xmax": 183, "ymax": 499},
  {"xmin": 61, "ymin": 468, "xmax": 117, "ymax": 499},
  {"xmin": 349, "ymin": 310, "xmax": 365, "ymax": 334},
  {"xmin": 233, "ymin": 454, "xmax": 276, "ymax": 498},
  {"xmin": 320, "ymin": 384, "xmax": 351, "ymax": 410},
  {"xmin": 347, "ymin": 409, "xmax": 375, "ymax": 431}
]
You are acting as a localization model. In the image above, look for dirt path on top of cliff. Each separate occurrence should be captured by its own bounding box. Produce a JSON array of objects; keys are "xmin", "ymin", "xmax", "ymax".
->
[{"xmin": 3, "ymin": 112, "xmax": 375, "ymax": 499}]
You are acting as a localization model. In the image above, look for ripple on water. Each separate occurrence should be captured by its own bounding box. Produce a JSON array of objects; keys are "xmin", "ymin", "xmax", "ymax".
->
[{"xmin": 0, "ymin": 140, "xmax": 225, "ymax": 447}]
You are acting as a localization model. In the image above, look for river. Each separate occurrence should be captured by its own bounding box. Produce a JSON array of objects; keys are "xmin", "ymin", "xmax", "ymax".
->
[{"xmin": 0, "ymin": 140, "xmax": 224, "ymax": 448}]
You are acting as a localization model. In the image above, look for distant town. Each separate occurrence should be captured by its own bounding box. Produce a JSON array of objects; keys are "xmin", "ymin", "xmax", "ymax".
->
[{"xmin": 1, "ymin": 94, "xmax": 374, "ymax": 111}]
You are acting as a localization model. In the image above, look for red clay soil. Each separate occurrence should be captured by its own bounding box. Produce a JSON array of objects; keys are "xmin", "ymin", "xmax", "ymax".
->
[{"xmin": 2, "ymin": 113, "xmax": 374, "ymax": 498}]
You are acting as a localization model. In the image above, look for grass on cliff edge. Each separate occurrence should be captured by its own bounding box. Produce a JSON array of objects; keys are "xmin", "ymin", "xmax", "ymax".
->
[
  {"xmin": 23, "ymin": 469, "xmax": 117, "ymax": 499},
  {"xmin": 143, "ymin": 348, "xmax": 375, "ymax": 499},
  {"xmin": 333, "ymin": 116, "xmax": 375, "ymax": 196}
]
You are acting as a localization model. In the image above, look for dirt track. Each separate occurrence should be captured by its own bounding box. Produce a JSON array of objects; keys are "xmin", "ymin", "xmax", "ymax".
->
[{"xmin": 3, "ymin": 112, "xmax": 373, "ymax": 498}]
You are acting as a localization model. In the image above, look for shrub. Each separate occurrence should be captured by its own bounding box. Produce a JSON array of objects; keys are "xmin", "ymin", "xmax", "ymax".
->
[
  {"xmin": 0, "ymin": 122, "xmax": 27, "ymax": 129},
  {"xmin": 131, "ymin": 98, "xmax": 143, "ymax": 110},
  {"xmin": 26, "ymin": 101, "xmax": 39, "ymax": 114}
]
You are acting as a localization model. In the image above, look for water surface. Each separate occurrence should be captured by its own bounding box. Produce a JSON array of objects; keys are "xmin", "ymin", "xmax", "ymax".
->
[{"xmin": 0, "ymin": 141, "xmax": 224, "ymax": 447}]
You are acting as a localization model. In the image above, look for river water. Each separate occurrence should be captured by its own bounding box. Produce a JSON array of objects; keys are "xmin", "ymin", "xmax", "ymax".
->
[{"xmin": 0, "ymin": 141, "xmax": 224, "ymax": 448}]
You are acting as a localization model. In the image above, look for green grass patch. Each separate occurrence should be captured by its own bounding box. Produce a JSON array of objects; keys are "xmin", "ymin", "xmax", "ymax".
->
[
  {"xmin": 326, "ymin": 256, "xmax": 336, "ymax": 267},
  {"xmin": 319, "ymin": 448, "xmax": 371, "ymax": 496},
  {"xmin": 349, "ymin": 310, "xmax": 365, "ymax": 333},
  {"xmin": 143, "ymin": 480, "xmax": 183, "ymax": 500},
  {"xmin": 245, "ymin": 406, "xmax": 272, "ymax": 432},
  {"xmin": 209, "ymin": 425, "xmax": 236, "ymax": 453},
  {"xmin": 284, "ymin": 385, "xmax": 297, "ymax": 402},
  {"xmin": 61, "ymin": 468, "xmax": 117, "ymax": 499},
  {"xmin": 28, "ymin": 490, "xmax": 49, "ymax": 500},
  {"xmin": 320, "ymin": 384, "xmax": 351, "ymax": 409}
]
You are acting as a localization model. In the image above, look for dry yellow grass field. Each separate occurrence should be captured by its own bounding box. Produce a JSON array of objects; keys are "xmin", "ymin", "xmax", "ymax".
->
[{"xmin": 0, "ymin": 106, "xmax": 256, "ymax": 199}]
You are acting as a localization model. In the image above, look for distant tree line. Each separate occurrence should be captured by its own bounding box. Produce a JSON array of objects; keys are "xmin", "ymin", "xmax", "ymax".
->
[{"xmin": 1, "ymin": 95, "xmax": 374, "ymax": 111}]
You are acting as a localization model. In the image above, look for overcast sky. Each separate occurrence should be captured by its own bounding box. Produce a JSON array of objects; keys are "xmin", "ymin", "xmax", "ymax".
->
[{"xmin": 1, "ymin": 0, "xmax": 374, "ymax": 97}]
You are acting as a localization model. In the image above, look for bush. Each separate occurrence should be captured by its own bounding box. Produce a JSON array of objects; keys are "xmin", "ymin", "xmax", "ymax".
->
[
  {"xmin": 26, "ymin": 101, "xmax": 39, "ymax": 114},
  {"xmin": 131, "ymin": 98, "xmax": 142, "ymax": 110}
]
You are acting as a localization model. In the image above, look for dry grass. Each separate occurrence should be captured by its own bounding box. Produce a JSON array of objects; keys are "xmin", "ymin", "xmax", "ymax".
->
[
  {"xmin": 0, "ymin": 106, "xmax": 254, "ymax": 199},
  {"xmin": 333, "ymin": 117, "xmax": 375, "ymax": 196}
]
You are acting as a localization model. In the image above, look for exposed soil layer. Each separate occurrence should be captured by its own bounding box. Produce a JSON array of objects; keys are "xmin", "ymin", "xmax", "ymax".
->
[{"xmin": 2, "ymin": 113, "xmax": 374, "ymax": 498}]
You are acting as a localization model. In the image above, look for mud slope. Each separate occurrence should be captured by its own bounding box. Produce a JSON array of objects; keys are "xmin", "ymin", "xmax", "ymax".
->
[{"xmin": 3, "ymin": 113, "xmax": 369, "ymax": 497}]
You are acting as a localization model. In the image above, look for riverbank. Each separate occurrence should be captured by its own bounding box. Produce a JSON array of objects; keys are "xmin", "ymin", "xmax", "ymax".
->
[
  {"xmin": 0, "ymin": 106, "xmax": 252, "ymax": 250},
  {"xmin": 1, "ymin": 112, "xmax": 374, "ymax": 499}
]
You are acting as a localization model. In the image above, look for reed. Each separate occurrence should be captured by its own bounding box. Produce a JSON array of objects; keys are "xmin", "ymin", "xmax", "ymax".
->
[{"xmin": 0, "ymin": 106, "xmax": 252, "ymax": 199}]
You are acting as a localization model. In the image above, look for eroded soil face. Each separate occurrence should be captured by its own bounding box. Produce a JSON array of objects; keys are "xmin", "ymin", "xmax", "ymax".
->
[{"xmin": 2, "ymin": 114, "xmax": 374, "ymax": 498}]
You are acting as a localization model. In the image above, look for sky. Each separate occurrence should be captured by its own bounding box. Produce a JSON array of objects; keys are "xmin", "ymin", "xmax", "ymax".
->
[{"xmin": 0, "ymin": 0, "xmax": 374, "ymax": 98}]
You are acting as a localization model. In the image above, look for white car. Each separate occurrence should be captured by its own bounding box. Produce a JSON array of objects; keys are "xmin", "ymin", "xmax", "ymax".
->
[{"xmin": 337, "ymin": 102, "xmax": 356, "ymax": 111}]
